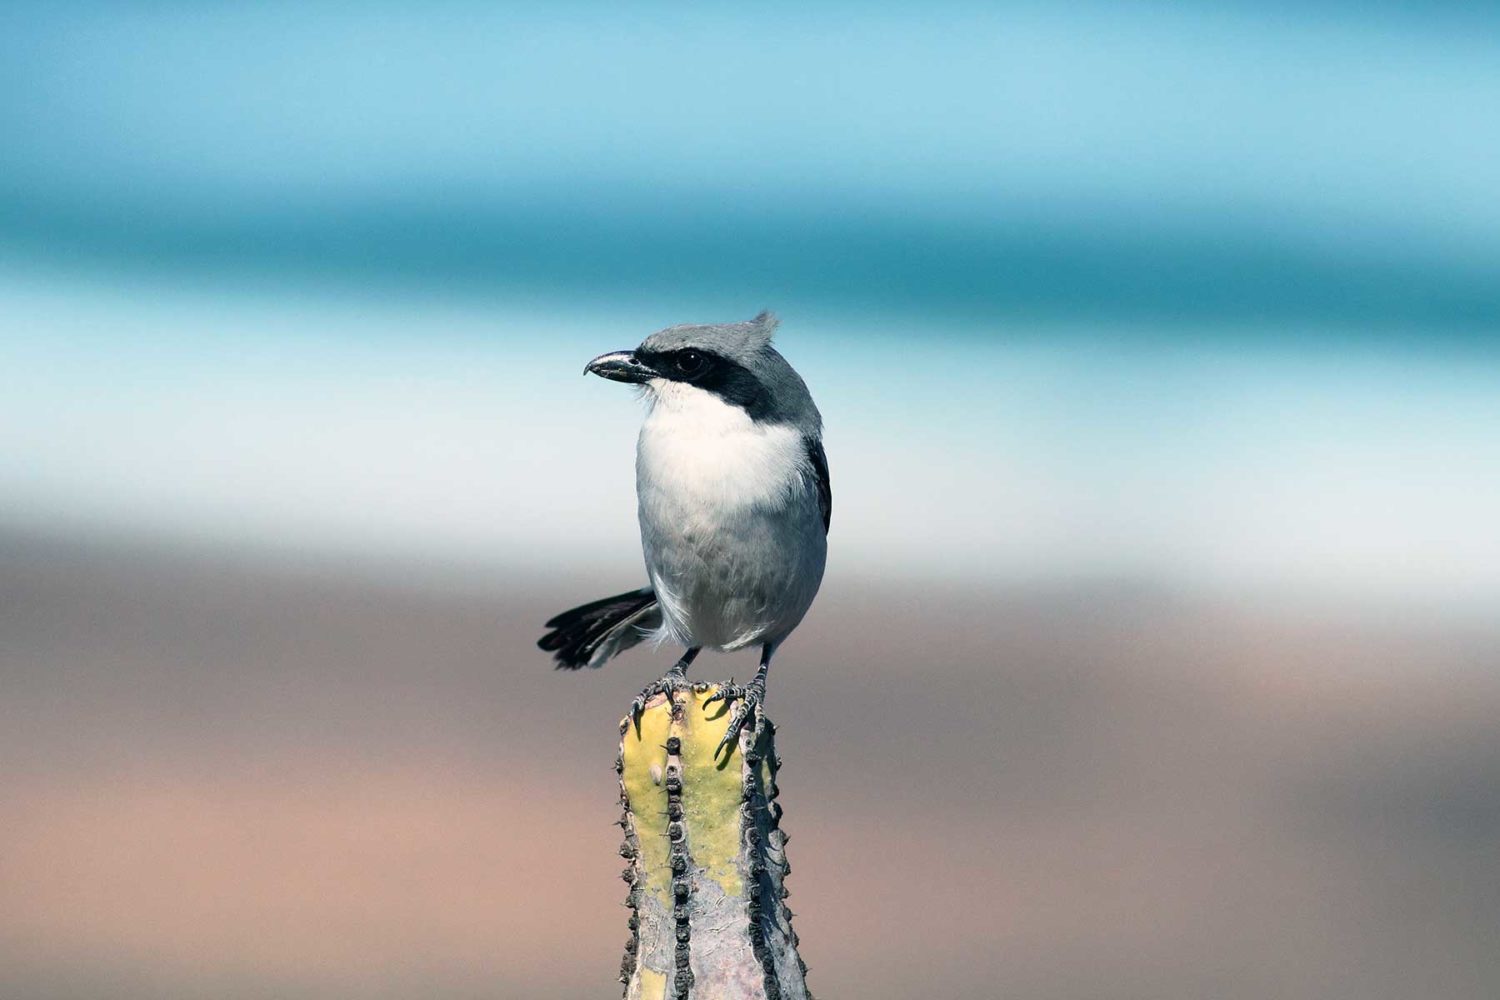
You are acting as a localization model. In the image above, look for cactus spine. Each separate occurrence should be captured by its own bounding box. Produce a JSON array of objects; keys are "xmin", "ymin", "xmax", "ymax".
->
[{"xmin": 616, "ymin": 687, "xmax": 809, "ymax": 1000}]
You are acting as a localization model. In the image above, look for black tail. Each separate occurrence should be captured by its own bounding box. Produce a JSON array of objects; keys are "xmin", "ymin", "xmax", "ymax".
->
[{"xmin": 538, "ymin": 586, "xmax": 661, "ymax": 669}]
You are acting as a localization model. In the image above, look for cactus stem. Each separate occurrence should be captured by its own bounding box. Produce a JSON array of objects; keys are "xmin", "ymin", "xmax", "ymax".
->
[{"xmin": 617, "ymin": 685, "xmax": 810, "ymax": 999}]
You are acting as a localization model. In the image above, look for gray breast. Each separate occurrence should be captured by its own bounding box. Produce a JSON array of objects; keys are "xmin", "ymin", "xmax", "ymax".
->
[{"xmin": 642, "ymin": 476, "xmax": 826, "ymax": 651}]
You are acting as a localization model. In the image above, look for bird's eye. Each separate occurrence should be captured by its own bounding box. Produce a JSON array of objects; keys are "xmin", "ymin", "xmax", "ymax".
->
[{"xmin": 674, "ymin": 350, "xmax": 707, "ymax": 377}]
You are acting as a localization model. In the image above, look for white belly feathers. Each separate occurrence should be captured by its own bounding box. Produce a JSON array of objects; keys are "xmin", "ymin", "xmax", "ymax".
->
[{"xmin": 635, "ymin": 381, "xmax": 826, "ymax": 651}]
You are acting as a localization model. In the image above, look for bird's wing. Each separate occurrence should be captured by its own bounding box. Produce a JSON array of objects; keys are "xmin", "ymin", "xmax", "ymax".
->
[
  {"xmin": 538, "ymin": 586, "xmax": 660, "ymax": 669},
  {"xmin": 804, "ymin": 436, "xmax": 831, "ymax": 533}
]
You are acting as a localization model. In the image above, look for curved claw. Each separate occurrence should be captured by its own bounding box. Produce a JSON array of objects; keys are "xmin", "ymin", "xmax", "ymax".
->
[
  {"xmin": 628, "ymin": 695, "xmax": 650, "ymax": 735},
  {"xmin": 631, "ymin": 669, "xmax": 691, "ymax": 729},
  {"xmin": 714, "ymin": 718, "xmax": 743, "ymax": 759},
  {"xmin": 713, "ymin": 685, "xmax": 764, "ymax": 759},
  {"xmin": 702, "ymin": 680, "xmax": 743, "ymax": 709}
]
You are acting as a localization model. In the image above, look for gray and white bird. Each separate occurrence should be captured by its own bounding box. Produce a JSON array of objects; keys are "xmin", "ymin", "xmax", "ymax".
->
[{"xmin": 538, "ymin": 312, "xmax": 830, "ymax": 753}]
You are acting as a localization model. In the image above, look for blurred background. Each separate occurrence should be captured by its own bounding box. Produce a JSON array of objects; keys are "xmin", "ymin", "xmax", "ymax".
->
[{"xmin": 3, "ymin": 3, "xmax": 1498, "ymax": 998}]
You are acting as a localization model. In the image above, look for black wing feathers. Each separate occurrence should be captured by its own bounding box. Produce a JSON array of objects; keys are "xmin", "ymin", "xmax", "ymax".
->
[
  {"xmin": 538, "ymin": 586, "xmax": 658, "ymax": 669},
  {"xmin": 805, "ymin": 436, "xmax": 832, "ymax": 533}
]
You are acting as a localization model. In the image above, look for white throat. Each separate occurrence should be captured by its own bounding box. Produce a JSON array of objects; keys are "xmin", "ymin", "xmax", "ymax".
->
[{"xmin": 637, "ymin": 380, "xmax": 804, "ymax": 512}]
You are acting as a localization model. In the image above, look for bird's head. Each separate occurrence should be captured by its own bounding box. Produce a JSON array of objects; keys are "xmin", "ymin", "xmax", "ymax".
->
[{"xmin": 585, "ymin": 311, "xmax": 818, "ymax": 429}]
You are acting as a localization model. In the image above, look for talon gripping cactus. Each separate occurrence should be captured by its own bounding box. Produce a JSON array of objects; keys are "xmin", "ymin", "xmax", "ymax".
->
[{"xmin": 616, "ymin": 687, "xmax": 810, "ymax": 1000}]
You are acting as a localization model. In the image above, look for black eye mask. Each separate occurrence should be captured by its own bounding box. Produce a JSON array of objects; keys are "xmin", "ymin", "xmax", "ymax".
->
[{"xmin": 635, "ymin": 347, "xmax": 779, "ymax": 422}]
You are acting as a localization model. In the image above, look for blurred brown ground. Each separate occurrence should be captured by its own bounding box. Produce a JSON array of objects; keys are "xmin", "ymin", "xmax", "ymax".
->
[{"xmin": 2, "ymin": 532, "xmax": 1498, "ymax": 1000}]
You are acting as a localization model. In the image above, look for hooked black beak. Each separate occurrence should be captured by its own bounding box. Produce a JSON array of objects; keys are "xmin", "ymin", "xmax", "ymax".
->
[{"xmin": 584, "ymin": 350, "xmax": 656, "ymax": 384}]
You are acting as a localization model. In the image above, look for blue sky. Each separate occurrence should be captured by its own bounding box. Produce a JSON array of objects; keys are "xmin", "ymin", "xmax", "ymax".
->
[{"xmin": 2, "ymin": 2, "xmax": 1497, "ymax": 616}]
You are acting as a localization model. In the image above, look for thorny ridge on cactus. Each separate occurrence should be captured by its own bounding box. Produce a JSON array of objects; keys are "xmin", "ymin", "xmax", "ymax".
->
[{"xmin": 616, "ymin": 686, "xmax": 812, "ymax": 1000}]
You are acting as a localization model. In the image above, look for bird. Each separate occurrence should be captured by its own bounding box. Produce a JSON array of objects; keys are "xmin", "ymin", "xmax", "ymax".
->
[{"xmin": 537, "ymin": 311, "xmax": 830, "ymax": 755}]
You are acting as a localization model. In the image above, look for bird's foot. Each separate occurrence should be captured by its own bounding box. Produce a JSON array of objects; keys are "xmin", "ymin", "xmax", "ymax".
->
[
  {"xmin": 630, "ymin": 667, "xmax": 693, "ymax": 725},
  {"xmin": 705, "ymin": 677, "xmax": 766, "ymax": 758}
]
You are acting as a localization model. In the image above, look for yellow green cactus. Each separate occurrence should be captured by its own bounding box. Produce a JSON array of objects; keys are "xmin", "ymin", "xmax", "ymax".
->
[{"xmin": 616, "ymin": 686, "xmax": 809, "ymax": 1000}]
